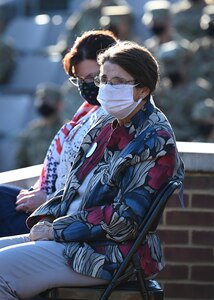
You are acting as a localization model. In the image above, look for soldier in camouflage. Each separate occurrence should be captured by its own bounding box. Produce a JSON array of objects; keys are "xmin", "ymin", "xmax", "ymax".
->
[
  {"xmin": 188, "ymin": 4, "xmax": 214, "ymax": 88},
  {"xmin": 171, "ymin": 0, "xmax": 207, "ymax": 42},
  {"xmin": 154, "ymin": 40, "xmax": 212, "ymax": 141},
  {"xmin": 141, "ymin": 0, "xmax": 189, "ymax": 58},
  {"xmin": 50, "ymin": 0, "xmax": 131, "ymax": 55},
  {"xmin": 191, "ymin": 98, "xmax": 214, "ymax": 142},
  {"xmin": 15, "ymin": 82, "xmax": 65, "ymax": 168},
  {"xmin": 99, "ymin": 5, "xmax": 135, "ymax": 40}
]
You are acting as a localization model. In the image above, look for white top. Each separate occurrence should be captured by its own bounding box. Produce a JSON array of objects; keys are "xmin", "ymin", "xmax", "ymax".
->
[
  {"xmin": 66, "ymin": 167, "xmax": 96, "ymax": 215},
  {"xmin": 55, "ymin": 107, "xmax": 107, "ymax": 191}
]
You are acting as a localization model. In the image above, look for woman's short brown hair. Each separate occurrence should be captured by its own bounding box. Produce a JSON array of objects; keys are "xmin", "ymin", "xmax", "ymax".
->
[
  {"xmin": 63, "ymin": 30, "xmax": 117, "ymax": 77},
  {"xmin": 97, "ymin": 41, "xmax": 160, "ymax": 92}
]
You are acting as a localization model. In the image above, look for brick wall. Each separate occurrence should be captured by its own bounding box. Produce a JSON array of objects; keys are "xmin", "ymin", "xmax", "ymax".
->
[{"xmin": 157, "ymin": 172, "xmax": 214, "ymax": 300}]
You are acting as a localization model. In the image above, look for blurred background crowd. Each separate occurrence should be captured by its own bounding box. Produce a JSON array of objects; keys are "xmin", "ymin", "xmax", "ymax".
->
[{"xmin": 0, "ymin": 0, "xmax": 213, "ymax": 172}]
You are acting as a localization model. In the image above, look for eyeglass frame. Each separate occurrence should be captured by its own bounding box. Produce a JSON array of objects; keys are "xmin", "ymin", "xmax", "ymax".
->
[
  {"xmin": 69, "ymin": 73, "xmax": 99, "ymax": 87},
  {"xmin": 94, "ymin": 75, "xmax": 137, "ymax": 87}
]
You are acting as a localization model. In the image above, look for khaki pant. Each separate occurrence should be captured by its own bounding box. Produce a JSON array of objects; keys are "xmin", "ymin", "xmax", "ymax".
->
[{"xmin": 0, "ymin": 235, "xmax": 107, "ymax": 299}]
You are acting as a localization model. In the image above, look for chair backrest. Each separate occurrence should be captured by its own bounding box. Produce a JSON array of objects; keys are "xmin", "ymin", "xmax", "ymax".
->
[
  {"xmin": 100, "ymin": 180, "xmax": 182, "ymax": 300},
  {"xmin": 4, "ymin": 54, "xmax": 67, "ymax": 94},
  {"xmin": 4, "ymin": 16, "xmax": 50, "ymax": 54}
]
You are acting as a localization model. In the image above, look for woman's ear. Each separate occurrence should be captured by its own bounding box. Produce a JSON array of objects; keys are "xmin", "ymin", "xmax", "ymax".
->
[
  {"xmin": 134, "ymin": 86, "xmax": 150, "ymax": 102},
  {"xmin": 140, "ymin": 87, "xmax": 150, "ymax": 100}
]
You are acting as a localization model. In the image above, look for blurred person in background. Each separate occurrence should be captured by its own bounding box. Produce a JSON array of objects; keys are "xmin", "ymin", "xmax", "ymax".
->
[
  {"xmin": 188, "ymin": 4, "xmax": 214, "ymax": 87},
  {"xmin": 0, "ymin": 35, "xmax": 15, "ymax": 84},
  {"xmin": 154, "ymin": 40, "xmax": 212, "ymax": 141},
  {"xmin": 141, "ymin": 0, "xmax": 189, "ymax": 58},
  {"xmin": 191, "ymin": 98, "xmax": 214, "ymax": 142},
  {"xmin": 0, "ymin": 30, "xmax": 117, "ymax": 237},
  {"xmin": 15, "ymin": 82, "xmax": 65, "ymax": 168},
  {"xmin": 49, "ymin": 0, "xmax": 131, "ymax": 55},
  {"xmin": 171, "ymin": 0, "xmax": 208, "ymax": 42},
  {"xmin": 99, "ymin": 5, "xmax": 136, "ymax": 40}
]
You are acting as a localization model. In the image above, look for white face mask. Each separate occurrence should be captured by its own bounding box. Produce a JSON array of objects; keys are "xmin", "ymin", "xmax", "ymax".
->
[{"xmin": 97, "ymin": 84, "xmax": 142, "ymax": 119}]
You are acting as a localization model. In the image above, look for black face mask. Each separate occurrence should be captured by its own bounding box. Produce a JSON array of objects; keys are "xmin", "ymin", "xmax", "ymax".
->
[
  {"xmin": 198, "ymin": 124, "xmax": 213, "ymax": 136},
  {"xmin": 151, "ymin": 25, "xmax": 166, "ymax": 36},
  {"xmin": 168, "ymin": 72, "xmax": 183, "ymax": 86},
  {"xmin": 37, "ymin": 103, "xmax": 56, "ymax": 117},
  {"xmin": 78, "ymin": 81, "xmax": 100, "ymax": 106}
]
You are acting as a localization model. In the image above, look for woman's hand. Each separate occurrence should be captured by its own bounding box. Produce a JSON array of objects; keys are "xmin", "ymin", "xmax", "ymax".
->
[
  {"xmin": 16, "ymin": 188, "xmax": 47, "ymax": 213},
  {"xmin": 29, "ymin": 221, "xmax": 54, "ymax": 241}
]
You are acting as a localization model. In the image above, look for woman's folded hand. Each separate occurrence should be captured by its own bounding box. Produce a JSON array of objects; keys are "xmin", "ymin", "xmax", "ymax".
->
[{"xmin": 29, "ymin": 221, "xmax": 54, "ymax": 241}]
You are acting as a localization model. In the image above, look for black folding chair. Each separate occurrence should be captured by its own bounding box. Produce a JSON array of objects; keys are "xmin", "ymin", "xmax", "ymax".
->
[{"xmin": 44, "ymin": 180, "xmax": 182, "ymax": 300}]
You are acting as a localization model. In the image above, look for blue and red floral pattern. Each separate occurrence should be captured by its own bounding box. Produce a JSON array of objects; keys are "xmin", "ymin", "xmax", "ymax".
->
[{"xmin": 27, "ymin": 99, "xmax": 184, "ymax": 281}]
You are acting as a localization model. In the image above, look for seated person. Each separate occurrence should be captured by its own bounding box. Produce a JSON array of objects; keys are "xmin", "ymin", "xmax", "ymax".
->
[
  {"xmin": 0, "ymin": 30, "xmax": 117, "ymax": 237},
  {"xmin": 0, "ymin": 40, "xmax": 184, "ymax": 299}
]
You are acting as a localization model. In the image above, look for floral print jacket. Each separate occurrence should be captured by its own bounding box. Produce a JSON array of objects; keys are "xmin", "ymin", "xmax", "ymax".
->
[{"xmin": 27, "ymin": 99, "xmax": 184, "ymax": 281}]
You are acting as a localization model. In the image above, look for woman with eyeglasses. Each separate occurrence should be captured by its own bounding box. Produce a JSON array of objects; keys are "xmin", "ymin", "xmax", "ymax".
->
[
  {"xmin": 0, "ymin": 30, "xmax": 117, "ymax": 237},
  {"xmin": 0, "ymin": 40, "xmax": 184, "ymax": 299}
]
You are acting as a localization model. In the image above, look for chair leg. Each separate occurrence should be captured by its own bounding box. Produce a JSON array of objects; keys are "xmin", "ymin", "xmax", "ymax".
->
[{"xmin": 132, "ymin": 255, "xmax": 150, "ymax": 300}]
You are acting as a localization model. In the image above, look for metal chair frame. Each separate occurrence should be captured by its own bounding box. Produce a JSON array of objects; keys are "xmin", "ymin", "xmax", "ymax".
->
[{"xmin": 99, "ymin": 180, "xmax": 182, "ymax": 300}]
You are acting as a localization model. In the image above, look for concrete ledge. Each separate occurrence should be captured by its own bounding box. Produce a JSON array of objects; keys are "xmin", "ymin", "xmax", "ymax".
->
[
  {"xmin": 0, "ymin": 142, "xmax": 213, "ymax": 187},
  {"xmin": 0, "ymin": 164, "xmax": 42, "ymax": 187},
  {"xmin": 177, "ymin": 141, "xmax": 214, "ymax": 172}
]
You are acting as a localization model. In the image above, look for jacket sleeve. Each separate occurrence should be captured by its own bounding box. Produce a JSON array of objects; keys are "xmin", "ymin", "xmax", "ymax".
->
[{"xmin": 52, "ymin": 130, "xmax": 178, "ymax": 243}]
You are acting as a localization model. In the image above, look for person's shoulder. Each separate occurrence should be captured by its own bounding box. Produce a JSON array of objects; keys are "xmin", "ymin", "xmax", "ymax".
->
[
  {"xmin": 151, "ymin": 105, "xmax": 175, "ymax": 132},
  {"xmin": 16, "ymin": 119, "xmax": 43, "ymax": 141},
  {"xmin": 134, "ymin": 112, "xmax": 176, "ymax": 152},
  {"xmin": 137, "ymin": 102, "xmax": 171, "ymax": 132},
  {"xmin": 23, "ymin": 118, "xmax": 44, "ymax": 130}
]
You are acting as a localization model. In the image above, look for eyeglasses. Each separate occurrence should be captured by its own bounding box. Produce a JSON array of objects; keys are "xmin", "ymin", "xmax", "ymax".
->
[
  {"xmin": 94, "ymin": 75, "xmax": 137, "ymax": 87},
  {"xmin": 69, "ymin": 74, "xmax": 98, "ymax": 86}
]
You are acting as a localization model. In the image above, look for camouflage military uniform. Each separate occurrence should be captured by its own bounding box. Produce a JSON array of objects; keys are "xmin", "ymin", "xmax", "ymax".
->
[
  {"xmin": 99, "ymin": 5, "xmax": 135, "ymax": 40},
  {"xmin": 142, "ymin": 0, "xmax": 189, "ymax": 59},
  {"xmin": 15, "ymin": 118, "xmax": 64, "ymax": 167},
  {"xmin": 171, "ymin": 0, "xmax": 207, "ymax": 41},
  {"xmin": 188, "ymin": 4, "xmax": 214, "ymax": 88},
  {"xmin": 154, "ymin": 41, "xmax": 212, "ymax": 141},
  {"xmin": 55, "ymin": 0, "xmax": 131, "ymax": 54},
  {"xmin": 15, "ymin": 83, "xmax": 65, "ymax": 168},
  {"xmin": 191, "ymin": 97, "xmax": 214, "ymax": 142},
  {"xmin": 155, "ymin": 78, "xmax": 212, "ymax": 141}
]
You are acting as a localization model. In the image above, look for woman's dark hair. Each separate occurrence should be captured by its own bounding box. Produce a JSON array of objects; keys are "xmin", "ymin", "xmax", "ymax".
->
[
  {"xmin": 97, "ymin": 41, "xmax": 160, "ymax": 92},
  {"xmin": 63, "ymin": 30, "xmax": 117, "ymax": 77}
]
